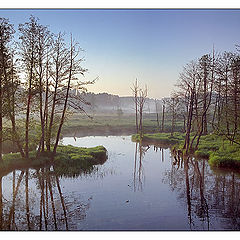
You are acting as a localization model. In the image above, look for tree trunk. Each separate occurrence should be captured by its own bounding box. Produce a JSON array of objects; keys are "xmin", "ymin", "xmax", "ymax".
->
[
  {"xmin": 25, "ymin": 54, "xmax": 34, "ymax": 159},
  {"xmin": 171, "ymin": 98, "xmax": 175, "ymax": 137},
  {"xmin": 184, "ymin": 91, "xmax": 194, "ymax": 154},
  {"xmin": 43, "ymin": 59, "xmax": 49, "ymax": 152},
  {"xmin": 37, "ymin": 61, "xmax": 44, "ymax": 156},
  {"xmin": 53, "ymin": 37, "xmax": 73, "ymax": 156},
  {"xmin": 161, "ymin": 104, "xmax": 165, "ymax": 132},
  {"xmin": 0, "ymin": 43, "xmax": 5, "ymax": 163},
  {"xmin": 156, "ymin": 113, "xmax": 160, "ymax": 130},
  {"xmin": 0, "ymin": 75, "xmax": 2, "ymax": 163},
  {"xmin": 203, "ymin": 62, "xmax": 208, "ymax": 135}
]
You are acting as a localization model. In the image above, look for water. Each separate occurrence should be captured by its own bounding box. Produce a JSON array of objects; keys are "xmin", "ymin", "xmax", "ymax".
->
[{"xmin": 0, "ymin": 135, "xmax": 240, "ymax": 230}]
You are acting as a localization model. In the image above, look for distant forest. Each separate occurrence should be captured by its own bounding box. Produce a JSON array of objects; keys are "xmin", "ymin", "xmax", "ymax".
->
[{"xmin": 80, "ymin": 92, "xmax": 162, "ymax": 114}]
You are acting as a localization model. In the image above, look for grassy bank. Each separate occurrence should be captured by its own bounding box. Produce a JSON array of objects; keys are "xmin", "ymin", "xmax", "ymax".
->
[
  {"xmin": 0, "ymin": 145, "xmax": 107, "ymax": 177},
  {"xmin": 132, "ymin": 132, "xmax": 185, "ymax": 145},
  {"xmin": 132, "ymin": 132, "xmax": 240, "ymax": 170}
]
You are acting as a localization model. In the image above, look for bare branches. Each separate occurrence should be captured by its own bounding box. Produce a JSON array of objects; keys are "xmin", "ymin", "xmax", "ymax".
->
[
  {"xmin": 131, "ymin": 79, "xmax": 147, "ymax": 138},
  {"xmin": 0, "ymin": 16, "xmax": 95, "ymax": 158}
]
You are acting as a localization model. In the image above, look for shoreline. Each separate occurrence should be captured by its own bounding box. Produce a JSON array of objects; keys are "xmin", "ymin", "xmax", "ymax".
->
[
  {"xmin": 0, "ymin": 145, "xmax": 107, "ymax": 178},
  {"xmin": 132, "ymin": 132, "xmax": 240, "ymax": 170}
]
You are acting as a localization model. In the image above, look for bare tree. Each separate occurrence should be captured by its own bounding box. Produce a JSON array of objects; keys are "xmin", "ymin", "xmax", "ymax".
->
[
  {"xmin": 137, "ymin": 85, "xmax": 148, "ymax": 138},
  {"xmin": 167, "ymin": 95, "xmax": 180, "ymax": 137},
  {"xmin": 18, "ymin": 16, "xmax": 39, "ymax": 159},
  {"xmin": 154, "ymin": 99, "xmax": 160, "ymax": 131},
  {"xmin": 131, "ymin": 78, "xmax": 139, "ymax": 134},
  {"xmin": 161, "ymin": 98, "xmax": 166, "ymax": 132},
  {"xmin": 52, "ymin": 35, "xmax": 91, "ymax": 156},
  {"xmin": 177, "ymin": 60, "xmax": 200, "ymax": 154}
]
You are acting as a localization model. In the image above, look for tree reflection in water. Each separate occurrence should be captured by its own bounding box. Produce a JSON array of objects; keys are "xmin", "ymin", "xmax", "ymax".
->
[
  {"xmin": 133, "ymin": 142, "xmax": 149, "ymax": 192},
  {"xmin": 133, "ymin": 143, "xmax": 167, "ymax": 192},
  {"xmin": 0, "ymin": 166, "xmax": 98, "ymax": 230},
  {"xmin": 164, "ymin": 151, "xmax": 240, "ymax": 230},
  {"xmin": 1, "ymin": 141, "xmax": 240, "ymax": 230}
]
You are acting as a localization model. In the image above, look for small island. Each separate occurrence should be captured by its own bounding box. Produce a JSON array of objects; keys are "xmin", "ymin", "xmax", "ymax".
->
[{"xmin": 1, "ymin": 145, "xmax": 107, "ymax": 177}]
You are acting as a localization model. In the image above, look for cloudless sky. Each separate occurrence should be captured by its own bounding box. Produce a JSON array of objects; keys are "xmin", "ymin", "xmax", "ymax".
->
[{"xmin": 1, "ymin": 9, "xmax": 240, "ymax": 98}]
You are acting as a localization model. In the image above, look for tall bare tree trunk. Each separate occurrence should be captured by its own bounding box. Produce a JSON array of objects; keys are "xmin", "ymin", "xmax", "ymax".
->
[
  {"xmin": 203, "ymin": 63, "xmax": 208, "ymax": 135},
  {"xmin": 25, "ymin": 54, "xmax": 34, "ymax": 159},
  {"xmin": 53, "ymin": 37, "xmax": 73, "ymax": 156},
  {"xmin": 161, "ymin": 103, "xmax": 165, "ymax": 132},
  {"xmin": 170, "ymin": 98, "xmax": 175, "ymax": 137},
  {"xmin": 43, "ymin": 58, "xmax": 49, "ymax": 152},
  {"xmin": 155, "ymin": 99, "xmax": 160, "ymax": 130},
  {"xmin": 131, "ymin": 79, "xmax": 139, "ymax": 134},
  {"xmin": 37, "ymin": 61, "xmax": 44, "ymax": 155}
]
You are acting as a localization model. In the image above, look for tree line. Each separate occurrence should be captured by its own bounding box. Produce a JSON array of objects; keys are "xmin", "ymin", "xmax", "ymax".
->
[
  {"xmin": 133, "ymin": 46, "xmax": 240, "ymax": 155},
  {"xmin": 0, "ymin": 16, "xmax": 94, "ymax": 162},
  {"xmin": 168, "ymin": 47, "xmax": 240, "ymax": 154}
]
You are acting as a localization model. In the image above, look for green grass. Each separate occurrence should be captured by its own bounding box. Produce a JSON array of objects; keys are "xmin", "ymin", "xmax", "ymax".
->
[
  {"xmin": 62, "ymin": 113, "xmax": 184, "ymax": 135},
  {"xmin": 208, "ymin": 143, "xmax": 240, "ymax": 169},
  {"xmin": 0, "ymin": 145, "xmax": 107, "ymax": 177},
  {"xmin": 187, "ymin": 134, "xmax": 221, "ymax": 158},
  {"xmin": 132, "ymin": 132, "xmax": 240, "ymax": 170},
  {"xmin": 132, "ymin": 132, "xmax": 222, "ymax": 158}
]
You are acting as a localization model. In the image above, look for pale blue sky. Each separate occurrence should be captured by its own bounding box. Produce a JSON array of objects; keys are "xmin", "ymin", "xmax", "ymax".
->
[{"xmin": 1, "ymin": 9, "xmax": 240, "ymax": 98}]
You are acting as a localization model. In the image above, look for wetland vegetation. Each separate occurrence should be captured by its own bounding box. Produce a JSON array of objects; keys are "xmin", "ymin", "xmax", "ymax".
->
[{"xmin": 1, "ymin": 10, "xmax": 240, "ymax": 231}]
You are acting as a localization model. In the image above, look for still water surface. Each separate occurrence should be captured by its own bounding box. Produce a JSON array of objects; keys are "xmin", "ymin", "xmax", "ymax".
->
[{"xmin": 1, "ymin": 135, "xmax": 240, "ymax": 230}]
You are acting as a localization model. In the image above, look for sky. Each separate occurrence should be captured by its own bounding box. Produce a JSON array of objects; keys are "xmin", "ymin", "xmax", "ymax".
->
[{"xmin": 1, "ymin": 9, "xmax": 240, "ymax": 99}]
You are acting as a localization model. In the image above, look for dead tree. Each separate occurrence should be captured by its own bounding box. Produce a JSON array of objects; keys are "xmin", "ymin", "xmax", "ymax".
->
[
  {"xmin": 131, "ymin": 78, "xmax": 139, "ymax": 134},
  {"xmin": 155, "ymin": 99, "xmax": 160, "ymax": 131},
  {"xmin": 137, "ymin": 85, "xmax": 147, "ymax": 138},
  {"xmin": 161, "ymin": 98, "xmax": 166, "ymax": 132},
  {"xmin": 177, "ymin": 61, "xmax": 199, "ymax": 154}
]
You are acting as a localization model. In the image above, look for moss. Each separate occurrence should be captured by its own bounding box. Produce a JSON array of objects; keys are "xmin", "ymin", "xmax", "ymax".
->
[
  {"xmin": 53, "ymin": 145, "xmax": 107, "ymax": 177},
  {"xmin": 208, "ymin": 143, "xmax": 240, "ymax": 169},
  {"xmin": 0, "ymin": 145, "xmax": 107, "ymax": 177}
]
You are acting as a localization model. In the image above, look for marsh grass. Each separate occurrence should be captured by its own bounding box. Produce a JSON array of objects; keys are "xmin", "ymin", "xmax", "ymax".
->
[
  {"xmin": 53, "ymin": 145, "xmax": 107, "ymax": 177},
  {"xmin": 132, "ymin": 132, "xmax": 240, "ymax": 169},
  {"xmin": 0, "ymin": 145, "xmax": 107, "ymax": 177},
  {"xmin": 208, "ymin": 143, "xmax": 240, "ymax": 168},
  {"xmin": 132, "ymin": 132, "xmax": 185, "ymax": 145},
  {"xmin": 63, "ymin": 114, "xmax": 184, "ymax": 135}
]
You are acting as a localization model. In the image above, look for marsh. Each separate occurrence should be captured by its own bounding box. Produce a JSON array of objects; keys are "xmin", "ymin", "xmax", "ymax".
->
[{"xmin": 0, "ymin": 135, "xmax": 239, "ymax": 230}]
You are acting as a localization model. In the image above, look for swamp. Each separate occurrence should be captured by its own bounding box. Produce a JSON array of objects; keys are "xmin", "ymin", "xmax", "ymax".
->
[{"xmin": 0, "ymin": 9, "xmax": 240, "ymax": 231}]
